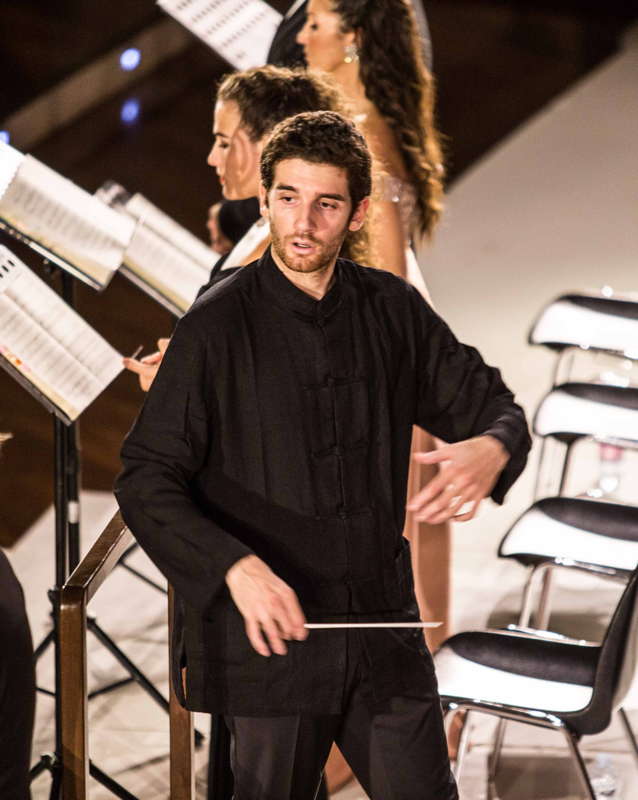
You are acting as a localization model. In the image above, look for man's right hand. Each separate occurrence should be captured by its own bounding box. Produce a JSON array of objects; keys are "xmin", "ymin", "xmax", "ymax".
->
[{"xmin": 225, "ymin": 554, "xmax": 307, "ymax": 657}]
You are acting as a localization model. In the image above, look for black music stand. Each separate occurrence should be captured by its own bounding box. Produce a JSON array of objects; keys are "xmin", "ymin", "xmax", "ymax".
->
[{"xmin": 0, "ymin": 232, "xmax": 190, "ymax": 799}]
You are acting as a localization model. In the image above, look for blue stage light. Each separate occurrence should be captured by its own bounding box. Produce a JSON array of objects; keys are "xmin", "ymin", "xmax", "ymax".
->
[
  {"xmin": 0, "ymin": 131, "xmax": 10, "ymax": 144},
  {"xmin": 120, "ymin": 48, "xmax": 141, "ymax": 71},
  {"xmin": 120, "ymin": 99, "xmax": 141, "ymax": 125}
]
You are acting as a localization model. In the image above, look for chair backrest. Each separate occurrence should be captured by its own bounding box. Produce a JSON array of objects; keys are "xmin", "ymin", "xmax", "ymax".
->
[
  {"xmin": 576, "ymin": 565, "xmax": 638, "ymax": 734},
  {"xmin": 533, "ymin": 383, "xmax": 638, "ymax": 445},
  {"xmin": 498, "ymin": 496, "xmax": 638, "ymax": 573},
  {"xmin": 529, "ymin": 292, "xmax": 638, "ymax": 358}
]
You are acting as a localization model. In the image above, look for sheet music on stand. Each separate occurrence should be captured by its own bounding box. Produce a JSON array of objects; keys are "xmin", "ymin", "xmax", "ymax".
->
[
  {"xmin": 99, "ymin": 181, "xmax": 218, "ymax": 273},
  {"xmin": 97, "ymin": 182, "xmax": 217, "ymax": 315},
  {"xmin": 157, "ymin": 0, "xmax": 282, "ymax": 69},
  {"xmin": 0, "ymin": 142, "xmax": 134, "ymax": 290},
  {"xmin": 0, "ymin": 246, "xmax": 123, "ymax": 423}
]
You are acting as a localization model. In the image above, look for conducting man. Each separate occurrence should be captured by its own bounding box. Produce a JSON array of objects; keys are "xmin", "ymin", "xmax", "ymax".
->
[{"xmin": 116, "ymin": 110, "xmax": 530, "ymax": 798}]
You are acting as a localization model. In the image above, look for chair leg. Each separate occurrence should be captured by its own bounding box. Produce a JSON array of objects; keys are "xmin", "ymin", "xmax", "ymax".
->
[
  {"xmin": 488, "ymin": 718, "xmax": 507, "ymax": 783},
  {"xmin": 551, "ymin": 349, "xmax": 567, "ymax": 388},
  {"xmin": 452, "ymin": 710, "xmax": 472, "ymax": 784},
  {"xmin": 518, "ymin": 565, "xmax": 543, "ymax": 628},
  {"xmin": 562, "ymin": 728, "xmax": 596, "ymax": 800},
  {"xmin": 533, "ymin": 436, "xmax": 549, "ymax": 501},
  {"xmin": 550, "ymin": 348, "xmax": 575, "ymax": 389},
  {"xmin": 535, "ymin": 565, "xmax": 555, "ymax": 631},
  {"xmin": 618, "ymin": 707, "xmax": 638, "ymax": 768},
  {"xmin": 558, "ymin": 442, "xmax": 574, "ymax": 496}
]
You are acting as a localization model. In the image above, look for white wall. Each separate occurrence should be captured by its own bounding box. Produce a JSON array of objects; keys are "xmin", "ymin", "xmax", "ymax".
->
[
  {"xmin": 414, "ymin": 28, "xmax": 638, "ymax": 629},
  {"xmin": 418, "ymin": 27, "xmax": 638, "ymax": 414}
]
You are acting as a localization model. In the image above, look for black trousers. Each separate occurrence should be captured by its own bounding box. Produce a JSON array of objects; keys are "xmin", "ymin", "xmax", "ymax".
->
[
  {"xmin": 0, "ymin": 550, "xmax": 35, "ymax": 800},
  {"xmin": 225, "ymin": 634, "xmax": 458, "ymax": 800}
]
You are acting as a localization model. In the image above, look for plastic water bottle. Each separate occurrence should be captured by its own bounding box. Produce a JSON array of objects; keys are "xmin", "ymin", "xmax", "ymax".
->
[{"xmin": 588, "ymin": 754, "xmax": 622, "ymax": 798}]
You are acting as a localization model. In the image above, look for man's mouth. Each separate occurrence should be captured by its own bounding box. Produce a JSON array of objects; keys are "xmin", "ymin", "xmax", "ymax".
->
[{"xmin": 290, "ymin": 239, "xmax": 317, "ymax": 254}]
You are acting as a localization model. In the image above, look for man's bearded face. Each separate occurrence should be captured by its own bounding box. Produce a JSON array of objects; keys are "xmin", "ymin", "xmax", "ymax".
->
[{"xmin": 265, "ymin": 158, "xmax": 355, "ymax": 275}]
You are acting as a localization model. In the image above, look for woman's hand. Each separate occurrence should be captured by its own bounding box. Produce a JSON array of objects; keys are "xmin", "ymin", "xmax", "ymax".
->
[{"xmin": 123, "ymin": 338, "xmax": 170, "ymax": 392}]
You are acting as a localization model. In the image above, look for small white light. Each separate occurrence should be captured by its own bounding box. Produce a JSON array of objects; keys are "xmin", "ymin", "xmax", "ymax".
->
[
  {"xmin": 120, "ymin": 98, "xmax": 140, "ymax": 124},
  {"xmin": 120, "ymin": 48, "xmax": 141, "ymax": 71},
  {"xmin": 0, "ymin": 131, "xmax": 10, "ymax": 144},
  {"xmin": 601, "ymin": 285, "xmax": 614, "ymax": 297}
]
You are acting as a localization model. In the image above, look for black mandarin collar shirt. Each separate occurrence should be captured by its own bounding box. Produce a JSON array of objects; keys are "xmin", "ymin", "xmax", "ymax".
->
[{"xmin": 116, "ymin": 249, "xmax": 530, "ymax": 714}]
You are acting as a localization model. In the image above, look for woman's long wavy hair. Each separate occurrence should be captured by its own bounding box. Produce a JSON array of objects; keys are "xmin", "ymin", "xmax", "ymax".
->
[{"xmin": 332, "ymin": 0, "xmax": 444, "ymax": 238}]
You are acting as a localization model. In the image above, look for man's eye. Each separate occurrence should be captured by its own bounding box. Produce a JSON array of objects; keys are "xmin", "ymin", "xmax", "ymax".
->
[{"xmin": 320, "ymin": 201, "xmax": 337, "ymax": 210}]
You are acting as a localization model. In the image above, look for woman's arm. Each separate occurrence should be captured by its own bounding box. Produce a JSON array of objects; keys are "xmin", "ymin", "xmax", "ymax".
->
[
  {"xmin": 365, "ymin": 196, "xmax": 408, "ymax": 279},
  {"xmin": 358, "ymin": 112, "xmax": 412, "ymax": 281}
]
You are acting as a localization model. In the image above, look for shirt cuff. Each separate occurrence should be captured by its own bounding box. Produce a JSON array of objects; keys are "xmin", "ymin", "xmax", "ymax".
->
[{"xmin": 481, "ymin": 423, "xmax": 530, "ymax": 505}]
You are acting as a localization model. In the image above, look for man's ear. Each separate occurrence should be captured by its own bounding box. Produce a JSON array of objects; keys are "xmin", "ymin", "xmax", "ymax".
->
[
  {"xmin": 348, "ymin": 197, "xmax": 370, "ymax": 232},
  {"xmin": 258, "ymin": 183, "xmax": 269, "ymax": 218}
]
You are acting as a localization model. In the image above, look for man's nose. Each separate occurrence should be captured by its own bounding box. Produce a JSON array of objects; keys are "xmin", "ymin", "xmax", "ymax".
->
[{"xmin": 293, "ymin": 203, "xmax": 316, "ymax": 232}]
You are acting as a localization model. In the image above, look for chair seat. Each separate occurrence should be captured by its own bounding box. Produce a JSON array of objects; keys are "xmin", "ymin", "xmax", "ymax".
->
[
  {"xmin": 534, "ymin": 383, "xmax": 638, "ymax": 444},
  {"xmin": 435, "ymin": 631, "xmax": 598, "ymax": 716},
  {"xmin": 529, "ymin": 292, "xmax": 638, "ymax": 358},
  {"xmin": 499, "ymin": 497, "xmax": 638, "ymax": 572}
]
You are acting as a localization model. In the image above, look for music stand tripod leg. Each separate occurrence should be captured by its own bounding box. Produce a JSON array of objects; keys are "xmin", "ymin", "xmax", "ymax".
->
[
  {"xmin": 117, "ymin": 541, "xmax": 168, "ymax": 595},
  {"xmin": 29, "ymin": 415, "xmax": 71, "ymax": 796},
  {"xmin": 61, "ymin": 271, "xmax": 81, "ymax": 575},
  {"xmin": 86, "ymin": 618, "xmax": 205, "ymax": 747}
]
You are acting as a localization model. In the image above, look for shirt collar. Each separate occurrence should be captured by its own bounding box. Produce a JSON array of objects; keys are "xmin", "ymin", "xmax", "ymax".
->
[{"xmin": 258, "ymin": 247, "xmax": 344, "ymax": 320}]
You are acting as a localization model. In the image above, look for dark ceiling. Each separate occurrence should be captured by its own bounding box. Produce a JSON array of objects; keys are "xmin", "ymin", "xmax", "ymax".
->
[{"xmin": 1, "ymin": 0, "xmax": 635, "ymax": 118}]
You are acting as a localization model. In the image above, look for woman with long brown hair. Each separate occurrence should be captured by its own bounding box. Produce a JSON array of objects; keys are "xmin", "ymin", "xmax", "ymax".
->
[
  {"xmin": 298, "ymin": 3, "xmax": 452, "ymax": 792},
  {"xmin": 298, "ymin": 0, "xmax": 449, "ymax": 637},
  {"xmin": 298, "ymin": 0, "xmax": 444, "ymax": 286}
]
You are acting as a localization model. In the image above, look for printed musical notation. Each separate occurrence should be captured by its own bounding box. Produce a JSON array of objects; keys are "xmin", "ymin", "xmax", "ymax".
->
[
  {"xmin": 124, "ymin": 222, "xmax": 211, "ymax": 314},
  {"xmin": 158, "ymin": 0, "xmax": 281, "ymax": 69},
  {"xmin": 0, "ymin": 142, "xmax": 134, "ymax": 289},
  {"xmin": 0, "ymin": 247, "xmax": 123, "ymax": 421},
  {"xmin": 97, "ymin": 182, "xmax": 216, "ymax": 315},
  {"xmin": 126, "ymin": 192, "xmax": 218, "ymax": 274}
]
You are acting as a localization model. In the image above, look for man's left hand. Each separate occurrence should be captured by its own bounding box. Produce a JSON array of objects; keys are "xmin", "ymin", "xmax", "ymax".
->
[{"xmin": 407, "ymin": 435, "xmax": 510, "ymax": 524}]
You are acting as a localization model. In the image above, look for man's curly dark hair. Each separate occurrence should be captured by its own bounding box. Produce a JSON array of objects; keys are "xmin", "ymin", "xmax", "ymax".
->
[{"xmin": 260, "ymin": 111, "xmax": 372, "ymax": 213}]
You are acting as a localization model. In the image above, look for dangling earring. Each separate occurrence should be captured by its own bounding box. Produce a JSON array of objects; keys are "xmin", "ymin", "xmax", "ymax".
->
[{"xmin": 344, "ymin": 43, "xmax": 359, "ymax": 64}]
